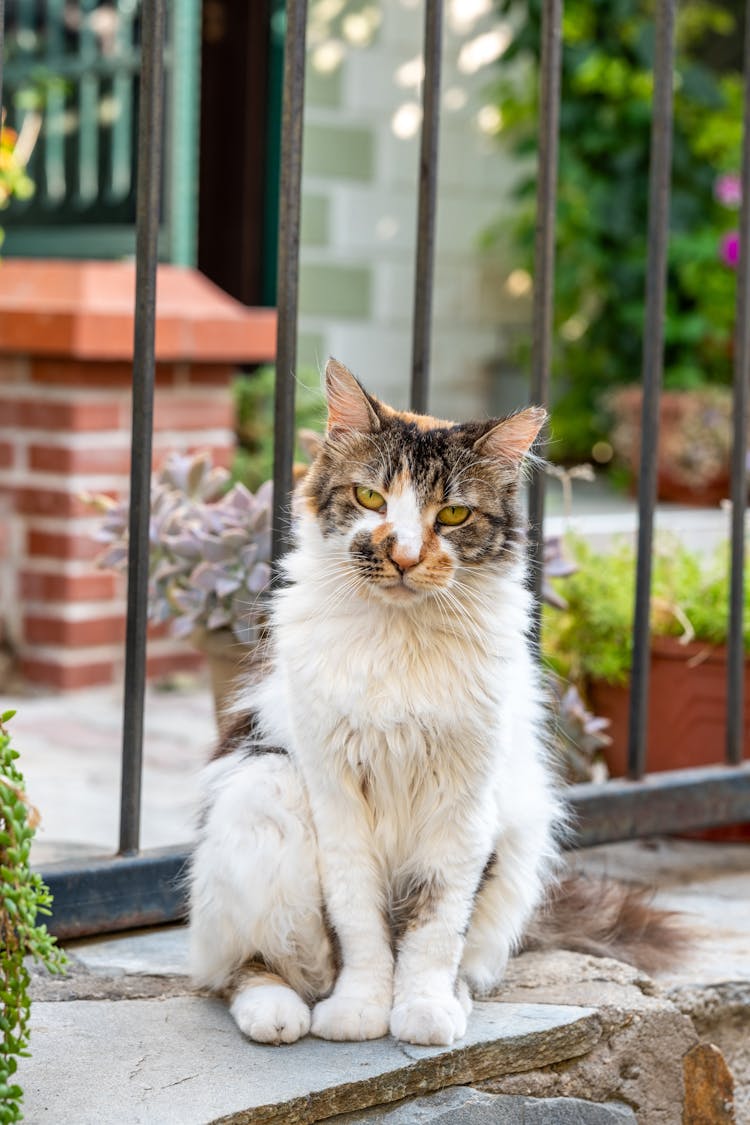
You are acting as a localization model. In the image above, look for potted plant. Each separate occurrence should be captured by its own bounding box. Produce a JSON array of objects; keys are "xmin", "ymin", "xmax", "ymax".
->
[
  {"xmin": 606, "ymin": 386, "xmax": 737, "ymax": 506},
  {"xmin": 89, "ymin": 451, "xmax": 273, "ymax": 727},
  {"xmin": 543, "ymin": 536, "xmax": 750, "ymax": 778}
]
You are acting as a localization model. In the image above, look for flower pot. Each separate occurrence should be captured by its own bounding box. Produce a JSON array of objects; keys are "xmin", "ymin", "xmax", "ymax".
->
[
  {"xmin": 608, "ymin": 387, "xmax": 733, "ymax": 506},
  {"xmin": 190, "ymin": 627, "xmax": 262, "ymax": 732},
  {"xmin": 588, "ymin": 635, "xmax": 750, "ymax": 839}
]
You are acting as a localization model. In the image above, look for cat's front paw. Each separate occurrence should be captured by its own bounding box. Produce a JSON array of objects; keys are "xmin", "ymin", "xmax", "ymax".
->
[
  {"xmin": 230, "ymin": 984, "xmax": 311, "ymax": 1045},
  {"xmin": 311, "ymin": 994, "xmax": 390, "ymax": 1041},
  {"xmin": 390, "ymin": 994, "xmax": 468, "ymax": 1046}
]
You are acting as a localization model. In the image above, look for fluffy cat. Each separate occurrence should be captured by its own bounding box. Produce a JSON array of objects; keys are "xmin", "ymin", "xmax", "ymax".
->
[{"xmin": 189, "ymin": 357, "xmax": 563, "ymax": 1048}]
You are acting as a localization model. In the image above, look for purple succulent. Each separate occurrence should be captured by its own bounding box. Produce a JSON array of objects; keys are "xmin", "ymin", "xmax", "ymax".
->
[
  {"xmin": 715, "ymin": 173, "xmax": 742, "ymax": 209},
  {"xmin": 89, "ymin": 451, "xmax": 273, "ymax": 643},
  {"xmin": 720, "ymin": 230, "xmax": 740, "ymax": 269}
]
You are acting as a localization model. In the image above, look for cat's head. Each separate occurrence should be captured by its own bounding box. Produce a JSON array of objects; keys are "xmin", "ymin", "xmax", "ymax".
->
[{"xmin": 301, "ymin": 358, "xmax": 545, "ymax": 604}]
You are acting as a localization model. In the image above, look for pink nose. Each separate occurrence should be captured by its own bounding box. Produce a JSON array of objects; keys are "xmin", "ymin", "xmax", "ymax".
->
[{"xmin": 389, "ymin": 545, "xmax": 421, "ymax": 573}]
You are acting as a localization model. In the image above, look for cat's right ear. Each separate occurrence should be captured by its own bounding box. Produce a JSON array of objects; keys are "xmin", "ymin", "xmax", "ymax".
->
[{"xmin": 325, "ymin": 358, "xmax": 381, "ymax": 435}]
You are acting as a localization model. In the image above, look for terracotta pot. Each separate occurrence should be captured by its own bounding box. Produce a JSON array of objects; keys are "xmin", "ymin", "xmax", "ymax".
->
[
  {"xmin": 190, "ymin": 627, "xmax": 261, "ymax": 732},
  {"xmin": 611, "ymin": 388, "xmax": 732, "ymax": 507},
  {"xmin": 588, "ymin": 635, "xmax": 750, "ymax": 839}
]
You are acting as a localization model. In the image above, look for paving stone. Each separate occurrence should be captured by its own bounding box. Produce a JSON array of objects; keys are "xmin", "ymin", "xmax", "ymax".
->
[
  {"xmin": 16, "ymin": 997, "xmax": 600, "ymax": 1125},
  {"xmin": 68, "ymin": 923, "xmax": 191, "ymax": 977},
  {"xmin": 332, "ymin": 1085, "xmax": 636, "ymax": 1123}
]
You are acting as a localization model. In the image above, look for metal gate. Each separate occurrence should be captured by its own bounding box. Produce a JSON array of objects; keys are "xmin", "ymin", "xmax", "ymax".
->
[{"xmin": 2, "ymin": 0, "xmax": 749, "ymax": 938}]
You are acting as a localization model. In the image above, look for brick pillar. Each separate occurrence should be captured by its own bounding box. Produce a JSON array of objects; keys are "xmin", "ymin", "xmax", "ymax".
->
[{"xmin": 0, "ymin": 261, "xmax": 276, "ymax": 689}]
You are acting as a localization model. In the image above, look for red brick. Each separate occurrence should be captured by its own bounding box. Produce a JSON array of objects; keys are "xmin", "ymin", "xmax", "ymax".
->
[
  {"xmin": 19, "ymin": 656, "xmax": 116, "ymax": 689},
  {"xmin": 0, "ymin": 441, "xmax": 14, "ymax": 468},
  {"xmin": 30, "ymin": 359, "xmax": 183, "ymax": 388},
  {"xmin": 29, "ymin": 443, "xmax": 132, "ymax": 474},
  {"xmin": 14, "ymin": 487, "xmax": 113, "ymax": 518},
  {"xmin": 153, "ymin": 397, "xmax": 234, "ymax": 430},
  {"xmin": 27, "ymin": 530, "xmax": 102, "ymax": 561},
  {"xmin": 24, "ymin": 614, "xmax": 126, "ymax": 647},
  {"xmin": 20, "ymin": 569, "xmax": 118, "ymax": 602},
  {"xmin": 186, "ymin": 364, "xmax": 234, "ymax": 386},
  {"xmin": 0, "ymin": 398, "xmax": 123, "ymax": 431}
]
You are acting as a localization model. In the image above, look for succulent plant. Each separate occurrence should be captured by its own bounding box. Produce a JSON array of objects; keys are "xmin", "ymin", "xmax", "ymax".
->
[
  {"xmin": 547, "ymin": 679, "xmax": 612, "ymax": 785},
  {"xmin": 89, "ymin": 451, "xmax": 272, "ymax": 644}
]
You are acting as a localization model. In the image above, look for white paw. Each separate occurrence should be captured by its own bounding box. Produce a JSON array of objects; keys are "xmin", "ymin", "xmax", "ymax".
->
[
  {"xmin": 311, "ymin": 994, "xmax": 390, "ymax": 1041},
  {"xmin": 390, "ymin": 994, "xmax": 468, "ymax": 1046},
  {"xmin": 230, "ymin": 984, "xmax": 311, "ymax": 1045}
]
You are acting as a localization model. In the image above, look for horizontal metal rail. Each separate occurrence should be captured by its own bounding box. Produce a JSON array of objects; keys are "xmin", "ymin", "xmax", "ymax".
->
[{"xmin": 40, "ymin": 764, "xmax": 750, "ymax": 938}]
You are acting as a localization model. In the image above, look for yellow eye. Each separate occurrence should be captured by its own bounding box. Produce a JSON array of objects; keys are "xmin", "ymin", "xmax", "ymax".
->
[
  {"xmin": 355, "ymin": 485, "xmax": 386, "ymax": 511},
  {"xmin": 437, "ymin": 504, "xmax": 470, "ymax": 527}
]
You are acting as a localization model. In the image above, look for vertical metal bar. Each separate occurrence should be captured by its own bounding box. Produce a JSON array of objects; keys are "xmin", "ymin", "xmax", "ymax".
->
[
  {"xmin": 118, "ymin": 0, "xmax": 167, "ymax": 856},
  {"xmin": 410, "ymin": 0, "xmax": 443, "ymax": 415},
  {"xmin": 527, "ymin": 0, "xmax": 563, "ymax": 650},
  {"xmin": 627, "ymin": 0, "xmax": 676, "ymax": 779},
  {"xmin": 271, "ymin": 0, "xmax": 308, "ymax": 569},
  {"xmin": 78, "ymin": 0, "xmax": 100, "ymax": 203},
  {"xmin": 727, "ymin": 0, "xmax": 750, "ymax": 766}
]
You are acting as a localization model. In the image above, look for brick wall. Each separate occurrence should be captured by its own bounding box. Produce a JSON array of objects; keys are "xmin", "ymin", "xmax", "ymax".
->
[{"xmin": 0, "ymin": 261, "xmax": 276, "ymax": 689}]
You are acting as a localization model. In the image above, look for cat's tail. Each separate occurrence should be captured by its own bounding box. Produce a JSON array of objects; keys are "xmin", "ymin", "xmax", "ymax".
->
[{"xmin": 522, "ymin": 874, "xmax": 690, "ymax": 973}]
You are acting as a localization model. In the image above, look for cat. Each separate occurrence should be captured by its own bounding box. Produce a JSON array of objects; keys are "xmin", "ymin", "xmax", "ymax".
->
[{"xmin": 188, "ymin": 358, "xmax": 672, "ymax": 1048}]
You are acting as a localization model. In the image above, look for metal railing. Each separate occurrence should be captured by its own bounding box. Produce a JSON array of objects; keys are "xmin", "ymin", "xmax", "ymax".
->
[{"xmin": 2, "ymin": 0, "xmax": 749, "ymax": 937}]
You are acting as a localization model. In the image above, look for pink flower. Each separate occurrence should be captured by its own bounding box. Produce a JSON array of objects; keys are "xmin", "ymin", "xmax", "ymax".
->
[
  {"xmin": 720, "ymin": 230, "xmax": 740, "ymax": 269},
  {"xmin": 715, "ymin": 173, "xmax": 742, "ymax": 208}
]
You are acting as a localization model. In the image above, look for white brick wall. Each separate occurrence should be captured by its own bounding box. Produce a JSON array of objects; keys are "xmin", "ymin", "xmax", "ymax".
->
[{"xmin": 300, "ymin": 0, "xmax": 531, "ymax": 420}]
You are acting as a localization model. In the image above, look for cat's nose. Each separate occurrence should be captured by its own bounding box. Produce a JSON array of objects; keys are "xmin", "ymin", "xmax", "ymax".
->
[{"xmin": 389, "ymin": 545, "xmax": 421, "ymax": 573}]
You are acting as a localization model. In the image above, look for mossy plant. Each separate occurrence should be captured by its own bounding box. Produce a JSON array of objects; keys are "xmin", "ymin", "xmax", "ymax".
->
[
  {"xmin": 543, "ymin": 536, "xmax": 750, "ymax": 687},
  {"xmin": 0, "ymin": 710, "xmax": 66, "ymax": 1123}
]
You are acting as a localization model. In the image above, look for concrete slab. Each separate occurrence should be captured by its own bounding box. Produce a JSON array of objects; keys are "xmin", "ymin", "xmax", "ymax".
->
[
  {"xmin": 16, "ymin": 998, "xmax": 600, "ymax": 1125},
  {"xmin": 70, "ymin": 924, "xmax": 191, "ymax": 978}
]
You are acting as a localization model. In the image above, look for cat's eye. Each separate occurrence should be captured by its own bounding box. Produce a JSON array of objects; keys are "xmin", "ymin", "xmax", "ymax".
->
[
  {"xmin": 437, "ymin": 504, "xmax": 471, "ymax": 527},
  {"xmin": 355, "ymin": 485, "xmax": 386, "ymax": 511}
]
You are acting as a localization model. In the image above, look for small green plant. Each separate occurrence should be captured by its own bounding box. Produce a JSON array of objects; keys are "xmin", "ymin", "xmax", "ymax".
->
[
  {"xmin": 0, "ymin": 710, "xmax": 66, "ymax": 1123},
  {"xmin": 233, "ymin": 366, "xmax": 325, "ymax": 491},
  {"xmin": 543, "ymin": 536, "xmax": 750, "ymax": 687}
]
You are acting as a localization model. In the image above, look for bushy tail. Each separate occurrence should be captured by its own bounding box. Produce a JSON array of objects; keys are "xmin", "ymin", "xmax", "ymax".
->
[{"xmin": 522, "ymin": 874, "xmax": 690, "ymax": 973}]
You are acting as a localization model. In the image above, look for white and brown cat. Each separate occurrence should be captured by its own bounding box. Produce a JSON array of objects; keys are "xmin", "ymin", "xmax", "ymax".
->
[{"xmin": 189, "ymin": 358, "xmax": 676, "ymax": 1048}]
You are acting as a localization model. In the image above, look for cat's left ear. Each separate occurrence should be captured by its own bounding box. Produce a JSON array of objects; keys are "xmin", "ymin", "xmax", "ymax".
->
[
  {"xmin": 473, "ymin": 406, "xmax": 547, "ymax": 465},
  {"xmin": 325, "ymin": 357, "xmax": 381, "ymax": 435}
]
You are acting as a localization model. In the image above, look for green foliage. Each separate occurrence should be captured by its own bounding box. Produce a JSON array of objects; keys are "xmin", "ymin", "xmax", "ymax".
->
[
  {"xmin": 233, "ymin": 366, "xmax": 325, "ymax": 491},
  {"xmin": 543, "ymin": 536, "xmax": 750, "ymax": 686},
  {"xmin": 0, "ymin": 712, "xmax": 66, "ymax": 1123},
  {"xmin": 489, "ymin": 0, "xmax": 742, "ymax": 458}
]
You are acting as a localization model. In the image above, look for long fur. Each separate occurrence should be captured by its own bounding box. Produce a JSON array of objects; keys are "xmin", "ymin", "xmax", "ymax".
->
[{"xmin": 189, "ymin": 359, "xmax": 681, "ymax": 1049}]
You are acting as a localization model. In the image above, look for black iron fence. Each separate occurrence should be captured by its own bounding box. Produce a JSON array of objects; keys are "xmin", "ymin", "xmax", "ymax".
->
[{"xmin": 2, "ymin": 0, "xmax": 749, "ymax": 938}]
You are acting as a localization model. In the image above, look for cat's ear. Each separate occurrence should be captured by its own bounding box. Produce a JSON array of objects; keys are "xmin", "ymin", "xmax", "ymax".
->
[
  {"xmin": 473, "ymin": 406, "xmax": 547, "ymax": 465},
  {"xmin": 325, "ymin": 357, "xmax": 380, "ymax": 435}
]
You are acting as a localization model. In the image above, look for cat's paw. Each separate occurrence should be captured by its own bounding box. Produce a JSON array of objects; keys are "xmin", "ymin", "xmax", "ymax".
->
[
  {"xmin": 230, "ymin": 984, "xmax": 311, "ymax": 1045},
  {"xmin": 390, "ymin": 994, "xmax": 468, "ymax": 1046},
  {"xmin": 311, "ymin": 994, "xmax": 390, "ymax": 1041}
]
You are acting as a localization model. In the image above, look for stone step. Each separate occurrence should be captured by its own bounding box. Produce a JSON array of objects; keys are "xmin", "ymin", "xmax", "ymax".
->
[{"xmin": 18, "ymin": 996, "xmax": 600, "ymax": 1125}]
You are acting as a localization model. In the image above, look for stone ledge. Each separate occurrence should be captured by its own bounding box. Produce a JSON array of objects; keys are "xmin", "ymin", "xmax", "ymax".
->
[{"xmin": 17, "ymin": 998, "xmax": 600, "ymax": 1125}]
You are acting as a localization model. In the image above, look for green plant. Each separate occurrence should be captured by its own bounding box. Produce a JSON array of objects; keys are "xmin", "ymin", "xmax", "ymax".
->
[
  {"xmin": 488, "ymin": 0, "xmax": 743, "ymax": 458},
  {"xmin": 0, "ymin": 710, "xmax": 66, "ymax": 1123},
  {"xmin": 543, "ymin": 535, "xmax": 750, "ymax": 687},
  {"xmin": 233, "ymin": 366, "xmax": 325, "ymax": 491}
]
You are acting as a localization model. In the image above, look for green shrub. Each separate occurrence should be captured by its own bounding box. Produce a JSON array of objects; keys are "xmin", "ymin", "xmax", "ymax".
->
[
  {"xmin": 488, "ymin": 0, "xmax": 743, "ymax": 458},
  {"xmin": 0, "ymin": 711, "xmax": 66, "ymax": 1123},
  {"xmin": 543, "ymin": 536, "xmax": 750, "ymax": 686},
  {"xmin": 233, "ymin": 366, "xmax": 325, "ymax": 490}
]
